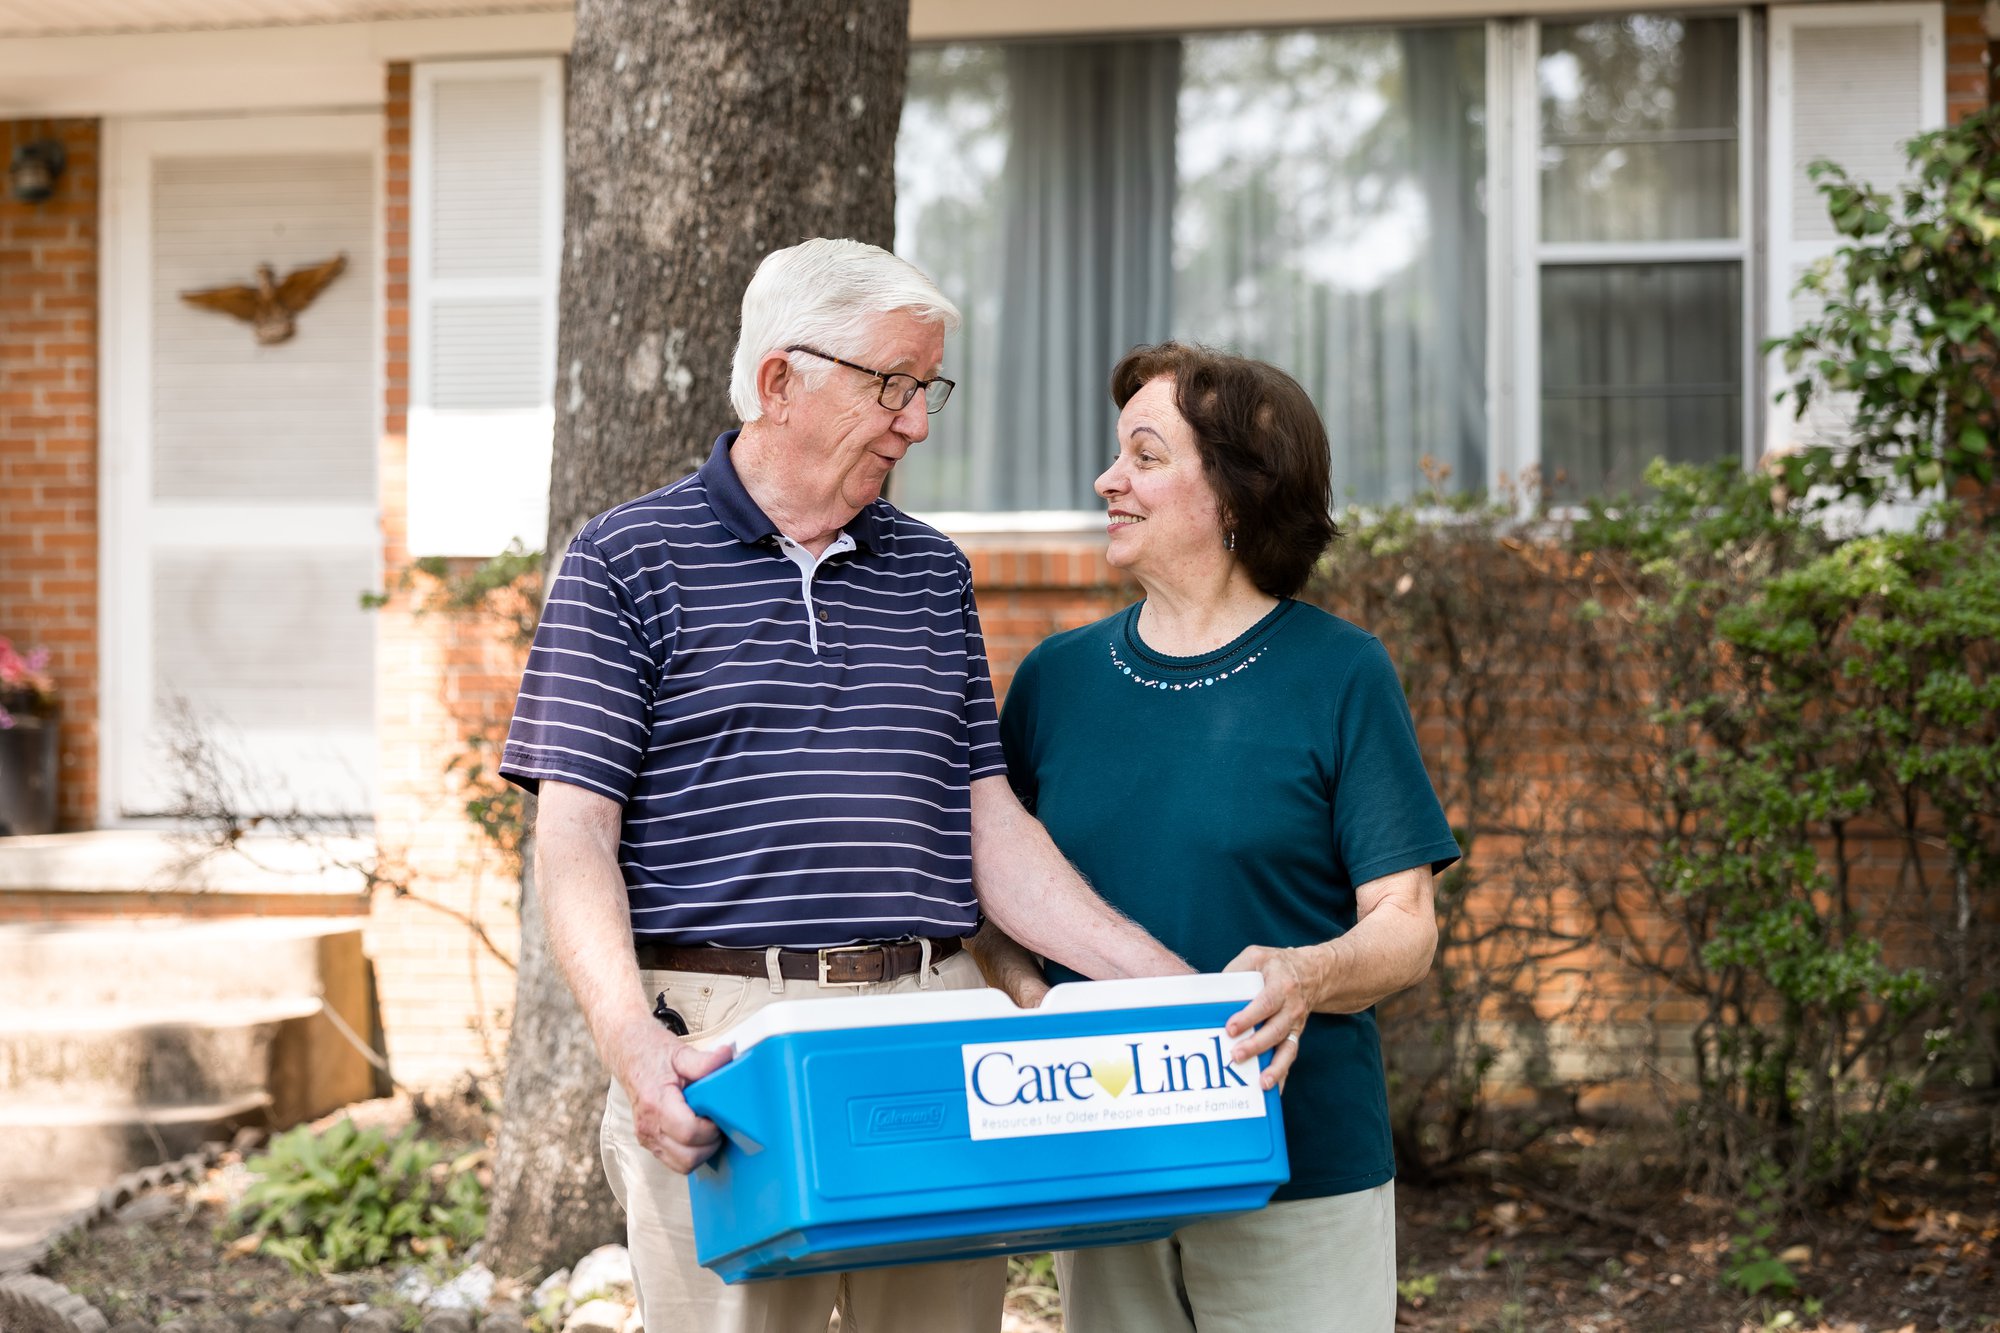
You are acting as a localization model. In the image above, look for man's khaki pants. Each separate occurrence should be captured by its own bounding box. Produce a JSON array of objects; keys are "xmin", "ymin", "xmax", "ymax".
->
[{"xmin": 600, "ymin": 948, "xmax": 1005, "ymax": 1333}]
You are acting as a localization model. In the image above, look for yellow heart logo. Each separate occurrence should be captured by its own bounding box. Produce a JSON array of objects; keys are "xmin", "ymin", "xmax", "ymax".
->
[{"xmin": 1090, "ymin": 1056, "xmax": 1134, "ymax": 1098}]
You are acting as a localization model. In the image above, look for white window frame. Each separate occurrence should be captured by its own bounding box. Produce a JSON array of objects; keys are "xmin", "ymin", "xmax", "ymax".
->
[
  {"xmin": 1494, "ymin": 9, "xmax": 1760, "ymax": 504},
  {"xmin": 407, "ymin": 56, "xmax": 565, "ymax": 558}
]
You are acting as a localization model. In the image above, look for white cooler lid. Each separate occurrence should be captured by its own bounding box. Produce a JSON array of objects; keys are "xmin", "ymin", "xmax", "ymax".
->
[{"xmin": 693, "ymin": 970, "xmax": 1262, "ymax": 1054}]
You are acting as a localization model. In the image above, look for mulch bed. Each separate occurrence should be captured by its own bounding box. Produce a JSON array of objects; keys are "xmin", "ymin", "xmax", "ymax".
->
[{"xmin": 1394, "ymin": 1126, "xmax": 2000, "ymax": 1333}]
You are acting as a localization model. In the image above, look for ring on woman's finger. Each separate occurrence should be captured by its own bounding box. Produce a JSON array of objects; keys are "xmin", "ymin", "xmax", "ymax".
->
[{"xmin": 1284, "ymin": 1031, "xmax": 1301, "ymax": 1044}]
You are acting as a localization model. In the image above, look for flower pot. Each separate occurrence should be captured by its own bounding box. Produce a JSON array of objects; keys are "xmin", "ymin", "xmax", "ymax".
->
[{"xmin": 0, "ymin": 711, "xmax": 58, "ymax": 836}]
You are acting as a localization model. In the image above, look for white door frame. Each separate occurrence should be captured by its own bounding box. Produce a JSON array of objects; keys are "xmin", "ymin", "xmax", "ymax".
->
[{"xmin": 99, "ymin": 111, "xmax": 385, "ymax": 824}]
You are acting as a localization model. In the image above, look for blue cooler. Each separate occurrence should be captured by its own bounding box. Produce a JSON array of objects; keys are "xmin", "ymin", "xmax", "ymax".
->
[{"xmin": 681, "ymin": 972, "xmax": 1289, "ymax": 1283}]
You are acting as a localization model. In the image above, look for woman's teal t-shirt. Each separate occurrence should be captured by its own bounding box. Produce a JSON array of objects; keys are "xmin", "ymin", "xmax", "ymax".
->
[{"xmin": 999, "ymin": 598, "xmax": 1460, "ymax": 1202}]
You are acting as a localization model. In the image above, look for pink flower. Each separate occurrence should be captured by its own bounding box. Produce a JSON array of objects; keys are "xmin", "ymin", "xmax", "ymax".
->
[{"xmin": 0, "ymin": 636, "xmax": 56, "ymax": 723}]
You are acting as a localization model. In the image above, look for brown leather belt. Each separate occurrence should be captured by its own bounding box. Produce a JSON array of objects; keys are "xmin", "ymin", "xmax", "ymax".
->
[{"xmin": 635, "ymin": 935, "xmax": 964, "ymax": 986}]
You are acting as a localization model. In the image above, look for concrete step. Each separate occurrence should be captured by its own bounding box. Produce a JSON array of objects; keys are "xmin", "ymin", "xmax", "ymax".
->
[
  {"xmin": 0, "ymin": 917, "xmax": 380, "ymax": 1198},
  {"xmin": 0, "ymin": 999, "xmax": 320, "ymax": 1104},
  {"xmin": 0, "ymin": 1094, "xmax": 270, "ymax": 1190},
  {"xmin": 0, "ymin": 917, "xmax": 361, "ymax": 1011}
]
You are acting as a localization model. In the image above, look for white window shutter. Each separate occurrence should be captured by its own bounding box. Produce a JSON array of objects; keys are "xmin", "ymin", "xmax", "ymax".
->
[
  {"xmin": 1765, "ymin": 4, "xmax": 1943, "ymax": 457},
  {"xmin": 408, "ymin": 58, "xmax": 563, "ymax": 557}
]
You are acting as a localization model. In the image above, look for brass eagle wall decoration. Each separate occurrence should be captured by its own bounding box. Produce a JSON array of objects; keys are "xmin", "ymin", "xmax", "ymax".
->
[{"xmin": 179, "ymin": 254, "xmax": 348, "ymax": 346}]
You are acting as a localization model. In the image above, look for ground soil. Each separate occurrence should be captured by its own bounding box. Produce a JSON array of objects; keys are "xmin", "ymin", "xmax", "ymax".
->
[
  {"xmin": 1391, "ymin": 1125, "xmax": 2000, "ymax": 1333},
  {"xmin": 34, "ymin": 1111, "xmax": 2000, "ymax": 1333}
]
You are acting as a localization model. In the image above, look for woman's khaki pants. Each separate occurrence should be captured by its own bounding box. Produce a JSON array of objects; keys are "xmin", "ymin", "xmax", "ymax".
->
[{"xmin": 1055, "ymin": 1182, "xmax": 1398, "ymax": 1333}]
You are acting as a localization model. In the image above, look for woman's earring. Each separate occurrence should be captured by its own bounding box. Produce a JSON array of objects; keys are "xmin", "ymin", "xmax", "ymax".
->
[{"xmin": 1225, "ymin": 530, "xmax": 1236, "ymax": 553}]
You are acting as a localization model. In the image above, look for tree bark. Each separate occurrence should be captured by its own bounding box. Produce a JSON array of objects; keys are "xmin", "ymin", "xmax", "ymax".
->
[{"xmin": 484, "ymin": 0, "xmax": 912, "ymax": 1278}]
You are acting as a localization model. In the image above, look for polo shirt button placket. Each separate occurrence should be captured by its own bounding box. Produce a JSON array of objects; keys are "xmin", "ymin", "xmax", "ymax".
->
[
  {"xmin": 813, "ymin": 596, "xmax": 842, "ymax": 660},
  {"xmin": 776, "ymin": 534, "xmax": 848, "ymax": 660}
]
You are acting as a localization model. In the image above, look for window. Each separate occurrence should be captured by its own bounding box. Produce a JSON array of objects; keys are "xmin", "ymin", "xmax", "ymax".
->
[
  {"xmin": 1524, "ymin": 14, "xmax": 1752, "ymax": 498},
  {"xmin": 895, "ymin": 27, "xmax": 1488, "ymax": 516}
]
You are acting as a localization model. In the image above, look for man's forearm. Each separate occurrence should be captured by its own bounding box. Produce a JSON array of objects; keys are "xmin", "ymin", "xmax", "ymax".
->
[
  {"xmin": 533, "ymin": 795, "xmax": 659, "ymax": 1084},
  {"xmin": 968, "ymin": 776, "xmax": 1191, "ymax": 980}
]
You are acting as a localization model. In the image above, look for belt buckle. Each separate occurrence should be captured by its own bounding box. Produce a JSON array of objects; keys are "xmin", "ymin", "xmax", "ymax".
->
[{"xmin": 817, "ymin": 943, "xmax": 884, "ymax": 987}]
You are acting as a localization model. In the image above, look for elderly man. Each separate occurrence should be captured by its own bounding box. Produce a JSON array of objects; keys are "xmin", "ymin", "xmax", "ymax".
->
[{"xmin": 498, "ymin": 238, "xmax": 1190, "ymax": 1333}]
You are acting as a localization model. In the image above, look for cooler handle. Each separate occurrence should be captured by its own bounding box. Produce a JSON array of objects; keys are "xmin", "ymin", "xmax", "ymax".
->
[{"xmin": 684, "ymin": 1061, "xmax": 766, "ymax": 1158}]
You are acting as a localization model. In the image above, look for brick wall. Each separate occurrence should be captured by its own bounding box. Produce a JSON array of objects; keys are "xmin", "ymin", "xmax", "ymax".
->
[
  {"xmin": 0, "ymin": 119, "xmax": 99, "ymax": 832},
  {"xmin": 368, "ymin": 64, "xmax": 526, "ymax": 1090},
  {"xmin": 1945, "ymin": 0, "xmax": 1992, "ymax": 122},
  {"xmin": 964, "ymin": 543, "xmax": 1133, "ymax": 694}
]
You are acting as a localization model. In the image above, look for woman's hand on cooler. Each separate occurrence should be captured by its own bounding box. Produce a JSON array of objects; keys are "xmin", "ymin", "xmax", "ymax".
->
[{"xmin": 1222, "ymin": 944, "xmax": 1325, "ymax": 1091}]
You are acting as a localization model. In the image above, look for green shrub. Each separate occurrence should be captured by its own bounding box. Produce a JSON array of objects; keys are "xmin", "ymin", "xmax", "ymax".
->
[
  {"xmin": 1573, "ymin": 462, "xmax": 1999, "ymax": 1197},
  {"xmin": 1721, "ymin": 1162, "xmax": 1803, "ymax": 1299},
  {"xmin": 1303, "ymin": 457, "xmax": 1998, "ymax": 1200},
  {"xmin": 231, "ymin": 1118, "xmax": 486, "ymax": 1274},
  {"xmin": 1771, "ymin": 107, "xmax": 2000, "ymax": 512}
]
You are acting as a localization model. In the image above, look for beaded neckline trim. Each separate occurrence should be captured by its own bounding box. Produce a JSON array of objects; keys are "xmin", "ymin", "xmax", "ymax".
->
[
  {"xmin": 1106, "ymin": 598, "xmax": 1291, "ymax": 691},
  {"xmin": 1108, "ymin": 637, "xmax": 1269, "ymax": 691}
]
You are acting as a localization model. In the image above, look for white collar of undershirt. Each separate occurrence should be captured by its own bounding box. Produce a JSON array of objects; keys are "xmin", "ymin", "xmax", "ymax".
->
[{"xmin": 773, "ymin": 531, "xmax": 855, "ymax": 654}]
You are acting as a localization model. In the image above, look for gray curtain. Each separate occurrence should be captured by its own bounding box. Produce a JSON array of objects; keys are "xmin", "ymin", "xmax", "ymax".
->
[
  {"xmin": 896, "ymin": 28, "xmax": 1490, "ymax": 512},
  {"xmin": 991, "ymin": 41, "xmax": 1179, "ymax": 511},
  {"xmin": 1402, "ymin": 27, "xmax": 1489, "ymax": 499},
  {"xmin": 1171, "ymin": 27, "xmax": 1488, "ymax": 505}
]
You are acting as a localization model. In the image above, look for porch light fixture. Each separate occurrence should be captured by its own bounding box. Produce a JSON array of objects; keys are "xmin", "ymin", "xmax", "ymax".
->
[{"xmin": 7, "ymin": 139, "xmax": 66, "ymax": 205}]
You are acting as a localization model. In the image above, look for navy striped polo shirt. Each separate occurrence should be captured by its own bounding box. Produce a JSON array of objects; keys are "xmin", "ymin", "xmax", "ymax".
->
[{"xmin": 499, "ymin": 431, "xmax": 1007, "ymax": 949}]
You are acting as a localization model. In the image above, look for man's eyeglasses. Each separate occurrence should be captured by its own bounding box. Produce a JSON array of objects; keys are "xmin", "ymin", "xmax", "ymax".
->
[{"xmin": 786, "ymin": 345, "xmax": 955, "ymax": 415}]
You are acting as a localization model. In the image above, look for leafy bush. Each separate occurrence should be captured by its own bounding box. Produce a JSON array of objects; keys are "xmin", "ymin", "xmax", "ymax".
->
[
  {"xmin": 1771, "ymin": 107, "xmax": 2000, "ymax": 512},
  {"xmin": 1721, "ymin": 1161, "xmax": 1803, "ymax": 1299},
  {"xmin": 1318, "ymin": 455, "xmax": 1998, "ymax": 1198},
  {"xmin": 1571, "ymin": 462, "xmax": 1999, "ymax": 1197},
  {"xmin": 231, "ymin": 1118, "xmax": 487, "ymax": 1274}
]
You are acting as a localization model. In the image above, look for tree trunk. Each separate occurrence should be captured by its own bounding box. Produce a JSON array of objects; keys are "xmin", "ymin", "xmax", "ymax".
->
[
  {"xmin": 484, "ymin": 854, "xmax": 625, "ymax": 1272},
  {"xmin": 484, "ymin": 0, "xmax": 911, "ymax": 1278}
]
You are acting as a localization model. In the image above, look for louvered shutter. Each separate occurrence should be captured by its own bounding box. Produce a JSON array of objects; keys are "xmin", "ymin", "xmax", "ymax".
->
[
  {"xmin": 1765, "ymin": 4, "xmax": 1944, "ymax": 455},
  {"xmin": 407, "ymin": 59, "xmax": 563, "ymax": 557}
]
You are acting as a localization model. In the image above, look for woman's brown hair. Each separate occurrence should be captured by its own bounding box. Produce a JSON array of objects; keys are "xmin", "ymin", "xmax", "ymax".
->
[{"xmin": 1111, "ymin": 342, "xmax": 1338, "ymax": 598}]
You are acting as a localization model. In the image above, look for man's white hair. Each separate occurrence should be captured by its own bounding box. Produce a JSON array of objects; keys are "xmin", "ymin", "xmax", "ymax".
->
[{"xmin": 731, "ymin": 238, "xmax": 962, "ymax": 422}]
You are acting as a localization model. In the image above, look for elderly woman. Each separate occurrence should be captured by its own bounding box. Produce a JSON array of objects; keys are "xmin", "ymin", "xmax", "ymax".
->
[{"xmin": 994, "ymin": 342, "xmax": 1459, "ymax": 1331}]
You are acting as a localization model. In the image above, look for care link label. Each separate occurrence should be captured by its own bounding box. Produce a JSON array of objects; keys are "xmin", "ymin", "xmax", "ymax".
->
[{"xmin": 960, "ymin": 1026, "xmax": 1267, "ymax": 1141}]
